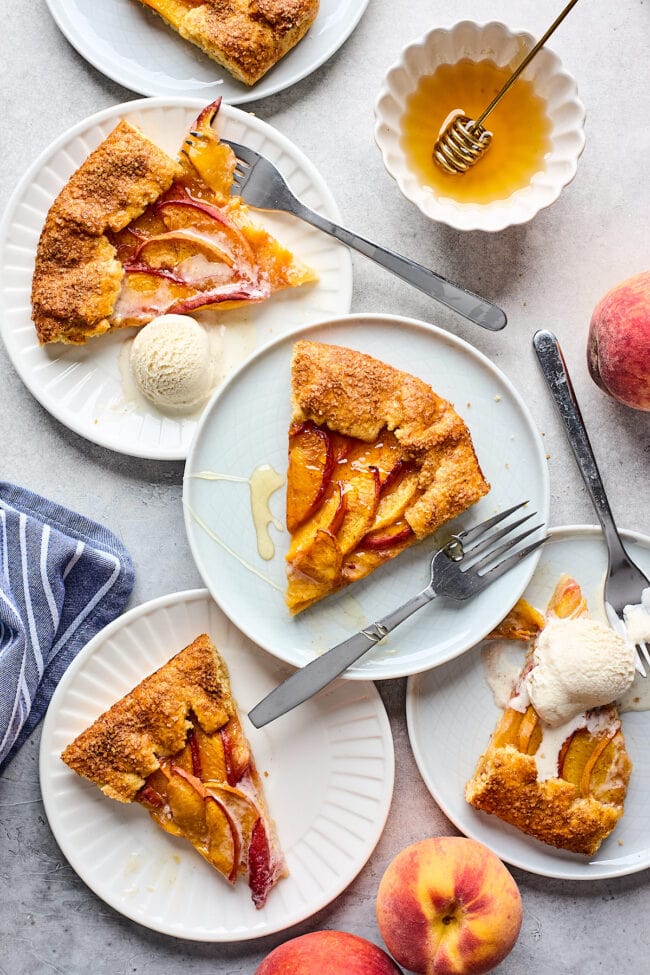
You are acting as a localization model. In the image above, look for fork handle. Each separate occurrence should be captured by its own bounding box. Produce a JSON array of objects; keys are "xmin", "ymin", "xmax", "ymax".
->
[
  {"xmin": 248, "ymin": 587, "xmax": 435, "ymax": 728},
  {"xmin": 533, "ymin": 330, "xmax": 629, "ymax": 561},
  {"xmin": 288, "ymin": 200, "xmax": 506, "ymax": 331}
]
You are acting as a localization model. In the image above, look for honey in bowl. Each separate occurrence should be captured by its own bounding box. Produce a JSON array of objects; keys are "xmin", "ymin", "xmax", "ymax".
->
[{"xmin": 401, "ymin": 58, "xmax": 552, "ymax": 204}]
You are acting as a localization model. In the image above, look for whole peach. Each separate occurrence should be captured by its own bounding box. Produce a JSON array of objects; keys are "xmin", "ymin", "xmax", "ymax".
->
[
  {"xmin": 254, "ymin": 930, "xmax": 403, "ymax": 974},
  {"xmin": 587, "ymin": 270, "xmax": 650, "ymax": 411},
  {"xmin": 376, "ymin": 837, "xmax": 522, "ymax": 975}
]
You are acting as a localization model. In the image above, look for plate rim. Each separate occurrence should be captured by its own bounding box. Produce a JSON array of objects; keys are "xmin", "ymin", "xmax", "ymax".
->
[
  {"xmin": 39, "ymin": 586, "xmax": 395, "ymax": 941},
  {"xmin": 44, "ymin": 0, "xmax": 370, "ymax": 104},
  {"xmin": 183, "ymin": 311, "xmax": 551, "ymax": 679},
  {"xmin": 0, "ymin": 96, "xmax": 352, "ymax": 461},
  {"xmin": 405, "ymin": 523, "xmax": 650, "ymax": 881}
]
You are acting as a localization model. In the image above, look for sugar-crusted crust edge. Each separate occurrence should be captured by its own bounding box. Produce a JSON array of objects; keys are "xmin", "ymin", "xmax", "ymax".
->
[
  {"xmin": 290, "ymin": 340, "xmax": 490, "ymax": 537},
  {"xmin": 140, "ymin": 0, "xmax": 320, "ymax": 86},
  {"xmin": 31, "ymin": 120, "xmax": 181, "ymax": 344},
  {"xmin": 465, "ymin": 742, "xmax": 630, "ymax": 856},
  {"xmin": 61, "ymin": 633, "xmax": 236, "ymax": 803}
]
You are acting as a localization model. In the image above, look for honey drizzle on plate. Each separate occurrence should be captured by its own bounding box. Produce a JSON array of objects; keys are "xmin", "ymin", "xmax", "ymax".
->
[
  {"xmin": 190, "ymin": 464, "xmax": 284, "ymax": 562},
  {"xmin": 248, "ymin": 466, "xmax": 285, "ymax": 560},
  {"xmin": 401, "ymin": 59, "xmax": 552, "ymax": 204}
]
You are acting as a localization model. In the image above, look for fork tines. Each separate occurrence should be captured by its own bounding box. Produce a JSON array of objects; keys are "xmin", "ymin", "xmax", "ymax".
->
[
  {"xmin": 455, "ymin": 502, "xmax": 547, "ymax": 579},
  {"xmin": 221, "ymin": 139, "xmax": 253, "ymax": 168},
  {"xmin": 457, "ymin": 501, "xmax": 530, "ymax": 544},
  {"xmin": 636, "ymin": 641, "xmax": 650, "ymax": 676},
  {"xmin": 219, "ymin": 139, "xmax": 253, "ymax": 189}
]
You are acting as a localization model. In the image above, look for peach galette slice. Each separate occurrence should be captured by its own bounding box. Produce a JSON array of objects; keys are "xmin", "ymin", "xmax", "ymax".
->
[
  {"xmin": 466, "ymin": 577, "xmax": 633, "ymax": 855},
  {"xmin": 61, "ymin": 634, "xmax": 286, "ymax": 908},
  {"xmin": 285, "ymin": 341, "xmax": 490, "ymax": 614},
  {"xmin": 32, "ymin": 98, "xmax": 316, "ymax": 344},
  {"xmin": 134, "ymin": 1, "xmax": 320, "ymax": 87}
]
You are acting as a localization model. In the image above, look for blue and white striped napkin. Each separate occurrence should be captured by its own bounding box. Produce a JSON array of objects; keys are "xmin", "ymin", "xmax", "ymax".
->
[{"xmin": 0, "ymin": 482, "xmax": 134, "ymax": 770}]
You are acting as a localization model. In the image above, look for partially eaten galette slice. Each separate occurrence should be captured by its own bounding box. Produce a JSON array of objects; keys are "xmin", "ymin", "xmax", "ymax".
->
[
  {"xmin": 285, "ymin": 341, "xmax": 490, "ymax": 614},
  {"xmin": 466, "ymin": 577, "xmax": 634, "ymax": 855},
  {"xmin": 61, "ymin": 634, "xmax": 286, "ymax": 908}
]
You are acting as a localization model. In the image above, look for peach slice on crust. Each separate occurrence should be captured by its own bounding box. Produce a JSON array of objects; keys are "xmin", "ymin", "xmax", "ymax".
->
[
  {"xmin": 334, "ymin": 468, "xmax": 381, "ymax": 556},
  {"xmin": 359, "ymin": 522, "xmax": 415, "ymax": 551},
  {"xmin": 287, "ymin": 482, "xmax": 346, "ymax": 561},
  {"xmin": 286, "ymin": 529, "xmax": 343, "ymax": 614},
  {"xmin": 286, "ymin": 422, "xmax": 336, "ymax": 533}
]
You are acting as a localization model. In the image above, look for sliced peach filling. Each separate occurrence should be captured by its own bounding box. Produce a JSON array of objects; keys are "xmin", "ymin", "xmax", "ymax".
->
[
  {"xmin": 486, "ymin": 598, "xmax": 545, "ymax": 641},
  {"xmin": 135, "ymin": 714, "xmax": 276, "ymax": 907},
  {"xmin": 286, "ymin": 420, "xmax": 422, "ymax": 613},
  {"xmin": 108, "ymin": 100, "xmax": 314, "ymax": 327},
  {"xmin": 491, "ymin": 704, "xmax": 626, "ymax": 804}
]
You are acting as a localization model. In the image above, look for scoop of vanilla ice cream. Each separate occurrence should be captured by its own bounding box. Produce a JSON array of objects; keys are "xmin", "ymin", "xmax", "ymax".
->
[
  {"xmin": 130, "ymin": 315, "xmax": 214, "ymax": 412},
  {"xmin": 525, "ymin": 617, "xmax": 636, "ymax": 726}
]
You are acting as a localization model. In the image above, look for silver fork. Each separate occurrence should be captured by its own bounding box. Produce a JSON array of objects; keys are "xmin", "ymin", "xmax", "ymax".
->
[
  {"xmin": 248, "ymin": 502, "xmax": 546, "ymax": 727},
  {"xmin": 534, "ymin": 329, "xmax": 650, "ymax": 676},
  {"xmin": 220, "ymin": 138, "xmax": 506, "ymax": 332}
]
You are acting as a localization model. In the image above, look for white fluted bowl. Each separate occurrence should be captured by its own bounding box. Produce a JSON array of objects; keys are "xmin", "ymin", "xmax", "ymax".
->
[{"xmin": 374, "ymin": 21, "xmax": 586, "ymax": 232}]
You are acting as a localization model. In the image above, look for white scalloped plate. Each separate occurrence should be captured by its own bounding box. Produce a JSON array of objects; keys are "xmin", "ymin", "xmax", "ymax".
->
[
  {"xmin": 45, "ymin": 0, "xmax": 369, "ymax": 103},
  {"xmin": 40, "ymin": 589, "xmax": 394, "ymax": 940},
  {"xmin": 184, "ymin": 314, "xmax": 550, "ymax": 680},
  {"xmin": 374, "ymin": 21, "xmax": 586, "ymax": 232},
  {"xmin": 407, "ymin": 526, "xmax": 650, "ymax": 881},
  {"xmin": 0, "ymin": 98, "xmax": 352, "ymax": 459}
]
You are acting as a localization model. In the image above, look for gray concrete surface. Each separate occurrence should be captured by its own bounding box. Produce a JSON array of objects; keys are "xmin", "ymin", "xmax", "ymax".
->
[{"xmin": 2, "ymin": 0, "xmax": 649, "ymax": 972}]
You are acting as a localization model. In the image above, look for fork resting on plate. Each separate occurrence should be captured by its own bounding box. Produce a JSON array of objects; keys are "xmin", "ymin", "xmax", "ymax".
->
[
  {"xmin": 534, "ymin": 329, "xmax": 650, "ymax": 675},
  {"xmin": 248, "ymin": 502, "xmax": 546, "ymax": 728},
  {"xmin": 221, "ymin": 139, "xmax": 507, "ymax": 332}
]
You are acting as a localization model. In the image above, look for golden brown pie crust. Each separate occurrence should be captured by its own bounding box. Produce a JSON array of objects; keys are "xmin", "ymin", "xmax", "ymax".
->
[
  {"xmin": 61, "ymin": 633, "xmax": 234, "ymax": 802},
  {"xmin": 138, "ymin": 0, "xmax": 320, "ymax": 85},
  {"xmin": 465, "ymin": 741, "xmax": 627, "ymax": 856},
  {"xmin": 31, "ymin": 121, "xmax": 181, "ymax": 345},
  {"xmin": 31, "ymin": 103, "xmax": 316, "ymax": 345},
  {"xmin": 284, "ymin": 341, "xmax": 490, "ymax": 613},
  {"xmin": 291, "ymin": 340, "xmax": 490, "ymax": 538},
  {"xmin": 61, "ymin": 633, "xmax": 287, "ymax": 906}
]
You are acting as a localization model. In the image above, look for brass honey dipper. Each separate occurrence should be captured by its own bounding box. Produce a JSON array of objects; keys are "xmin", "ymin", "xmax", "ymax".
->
[{"xmin": 433, "ymin": 0, "xmax": 580, "ymax": 175}]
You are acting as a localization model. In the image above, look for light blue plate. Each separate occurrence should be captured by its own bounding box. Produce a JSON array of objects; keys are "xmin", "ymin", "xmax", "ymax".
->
[{"xmin": 184, "ymin": 313, "xmax": 550, "ymax": 679}]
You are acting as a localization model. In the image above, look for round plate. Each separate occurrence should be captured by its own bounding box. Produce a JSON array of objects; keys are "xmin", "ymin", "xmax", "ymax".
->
[
  {"xmin": 0, "ymin": 98, "xmax": 352, "ymax": 460},
  {"xmin": 40, "ymin": 589, "xmax": 394, "ymax": 941},
  {"xmin": 45, "ymin": 0, "xmax": 369, "ymax": 103},
  {"xmin": 183, "ymin": 313, "xmax": 550, "ymax": 680},
  {"xmin": 406, "ymin": 525, "xmax": 650, "ymax": 880}
]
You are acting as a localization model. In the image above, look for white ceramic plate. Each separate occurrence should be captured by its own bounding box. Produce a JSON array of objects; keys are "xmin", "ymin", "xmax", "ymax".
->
[
  {"xmin": 45, "ymin": 0, "xmax": 368, "ymax": 102},
  {"xmin": 40, "ymin": 589, "xmax": 394, "ymax": 940},
  {"xmin": 0, "ymin": 98, "xmax": 352, "ymax": 460},
  {"xmin": 406, "ymin": 526, "xmax": 650, "ymax": 880},
  {"xmin": 183, "ymin": 314, "xmax": 550, "ymax": 680}
]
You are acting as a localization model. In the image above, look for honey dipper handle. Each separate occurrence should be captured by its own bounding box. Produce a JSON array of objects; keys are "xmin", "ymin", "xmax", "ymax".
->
[{"xmin": 475, "ymin": 0, "xmax": 581, "ymax": 128}]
